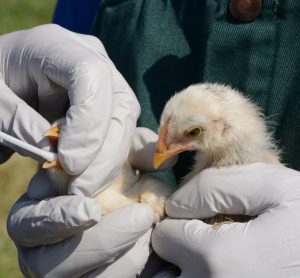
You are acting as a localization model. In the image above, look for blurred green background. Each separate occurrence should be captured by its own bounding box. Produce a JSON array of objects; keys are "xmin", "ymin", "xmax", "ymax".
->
[
  {"xmin": 0, "ymin": 1, "xmax": 57, "ymax": 277},
  {"xmin": 0, "ymin": 0, "xmax": 56, "ymax": 34}
]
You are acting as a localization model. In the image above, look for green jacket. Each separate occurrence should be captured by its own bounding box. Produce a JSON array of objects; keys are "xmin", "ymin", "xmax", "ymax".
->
[{"xmin": 93, "ymin": 0, "xmax": 300, "ymax": 186}]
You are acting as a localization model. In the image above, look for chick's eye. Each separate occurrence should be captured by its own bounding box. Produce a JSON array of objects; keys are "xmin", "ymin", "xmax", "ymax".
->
[{"xmin": 185, "ymin": 128, "xmax": 201, "ymax": 137}]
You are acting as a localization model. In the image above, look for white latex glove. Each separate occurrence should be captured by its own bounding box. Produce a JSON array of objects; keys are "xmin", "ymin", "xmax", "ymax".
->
[
  {"xmin": 9, "ymin": 194, "xmax": 153, "ymax": 277},
  {"xmin": 152, "ymin": 163, "xmax": 300, "ymax": 278},
  {"xmin": 0, "ymin": 24, "xmax": 157, "ymax": 277},
  {"xmin": 0, "ymin": 24, "xmax": 140, "ymax": 196},
  {"xmin": 7, "ymin": 128, "xmax": 163, "ymax": 277}
]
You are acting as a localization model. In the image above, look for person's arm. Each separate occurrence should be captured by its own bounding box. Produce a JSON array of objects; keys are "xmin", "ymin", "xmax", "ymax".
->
[{"xmin": 152, "ymin": 163, "xmax": 300, "ymax": 277}]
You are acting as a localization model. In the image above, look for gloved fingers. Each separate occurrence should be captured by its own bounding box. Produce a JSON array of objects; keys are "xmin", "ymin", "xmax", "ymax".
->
[
  {"xmin": 128, "ymin": 127, "xmax": 178, "ymax": 172},
  {"xmin": 153, "ymin": 219, "xmax": 204, "ymax": 269},
  {"xmin": 152, "ymin": 218, "xmax": 250, "ymax": 277},
  {"xmin": 0, "ymin": 80, "xmax": 51, "ymax": 160},
  {"xmin": 152, "ymin": 219, "xmax": 212, "ymax": 276},
  {"xmin": 75, "ymin": 33, "xmax": 109, "ymax": 57},
  {"xmin": 55, "ymin": 59, "xmax": 114, "ymax": 175},
  {"xmin": 82, "ymin": 229, "xmax": 152, "ymax": 278},
  {"xmin": 7, "ymin": 194, "xmax": 101, "ymax": 247},
  {"xmin": 49, "ymin": 36, "xmax": 140, "ymax": 176},
  {"xmin": 166, "ymin": 163, "xmax": 298, "ymax": 219},
  {"xmin": 22, "ymin": 24, "xmax": 139, "ymax": 175},
  {"xmin": 18, "ymin": 203, "xmax": 153, "ymax": 278},
  {"xmin": 68, "ymin": 87, "xmax": 140, "ymax": 197},
  {"xmin": 39, "ymin": 33, "xmax": 114, "ymax": 175}
]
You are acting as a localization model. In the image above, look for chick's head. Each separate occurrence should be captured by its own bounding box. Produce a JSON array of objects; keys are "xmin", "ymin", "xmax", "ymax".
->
[{"xmin": 153, "ymin": 83, "xmax": 266, "ymax": 169}]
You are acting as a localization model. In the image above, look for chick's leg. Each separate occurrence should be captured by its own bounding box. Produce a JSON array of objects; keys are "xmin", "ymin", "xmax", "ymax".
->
[
  {"xmin": 43, "ymin": 124, "xmax": 61, "ymax": 169},
  {"xmin": 43, "ymin": 123, "xmax": 69, "ymax": 195}
]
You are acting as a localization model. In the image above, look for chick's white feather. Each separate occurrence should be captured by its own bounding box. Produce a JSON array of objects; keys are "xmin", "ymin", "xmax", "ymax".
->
[{"xmin": 160, "ymin": 83, "xmax": 280, "ymax": 179}]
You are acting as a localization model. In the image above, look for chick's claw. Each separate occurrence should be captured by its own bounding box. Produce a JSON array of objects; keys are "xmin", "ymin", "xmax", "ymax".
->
[
  {"xmin": 44, "ymin": 125, "xmax": 61, "ymax": 139},
  {"xmin": 42, "ymin": 160, "xmax": 62, "ymax": 169}
]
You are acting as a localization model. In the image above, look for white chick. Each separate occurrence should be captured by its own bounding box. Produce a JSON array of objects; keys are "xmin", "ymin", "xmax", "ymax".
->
[
  {"xmin": 43, "ymin": 119, "xmax": 173, "ymax": 224},
  {"xmin": 153, "ymin": 83, "xmax": 280, "ymax": 224}
]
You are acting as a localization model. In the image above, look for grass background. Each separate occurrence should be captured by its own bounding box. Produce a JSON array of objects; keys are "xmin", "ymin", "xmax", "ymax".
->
[{"xmin": 0, "ymin": 1, "xmax": 57, "ymax": 277}]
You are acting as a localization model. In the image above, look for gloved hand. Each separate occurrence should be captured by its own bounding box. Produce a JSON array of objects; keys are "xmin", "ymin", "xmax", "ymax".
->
[
  {"xmin": 0, "ymin": 23, "xmax": 140, "ymax": 196},
  {"xmin": 8, "ymin": 192, "xmax": 153, "ymax": 277},
  {"xmin": 7, "ymin": 128, "xmax": 163, "ymax": 277},
  {"xmin": 152, "ymin": 163, "xmax": 300, "ymax": 278},
  {"xmin": 1, "ymin": 24, "xmax": 158, "ymax": 277}
]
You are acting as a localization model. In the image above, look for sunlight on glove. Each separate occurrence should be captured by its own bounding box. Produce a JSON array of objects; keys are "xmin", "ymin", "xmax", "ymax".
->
[{"xmin": 152, "ymin": 163, "xmax": 300, "ymax": 278}]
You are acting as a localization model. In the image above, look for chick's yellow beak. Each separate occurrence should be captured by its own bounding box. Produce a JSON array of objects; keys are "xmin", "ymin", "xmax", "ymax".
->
[
  {"xmin": 153, "ymin": 144, "xmax": 189, "ymax": 169},
  {"xmin": 153, "ymin": 149, "xmax": 174, "ymax": 169},
  {"xmin": 153, "ymin": 120, "xmax": 190, "ymax": 169}
]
